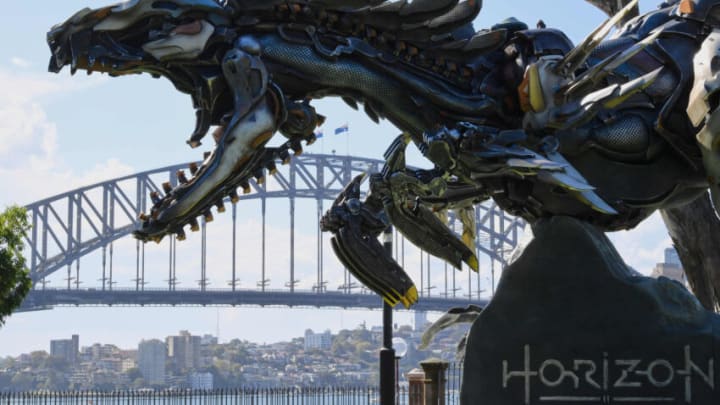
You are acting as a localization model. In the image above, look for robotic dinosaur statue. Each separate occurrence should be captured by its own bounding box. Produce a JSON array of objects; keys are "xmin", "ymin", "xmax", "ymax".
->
[{"xmin": 48, "ymin": 0, "xmax": 720, "ymax": 309}]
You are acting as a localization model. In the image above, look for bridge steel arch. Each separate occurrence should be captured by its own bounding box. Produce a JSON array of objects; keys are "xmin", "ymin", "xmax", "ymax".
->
[{"xmin": 22, "ymin": 153, "xmax": 524, "ymax": 311}]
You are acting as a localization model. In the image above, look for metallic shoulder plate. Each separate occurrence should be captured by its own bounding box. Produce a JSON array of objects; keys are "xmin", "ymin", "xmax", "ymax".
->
[{"xmin": 675, "ymin": 0, "xmax": 720, "ymax": 26}]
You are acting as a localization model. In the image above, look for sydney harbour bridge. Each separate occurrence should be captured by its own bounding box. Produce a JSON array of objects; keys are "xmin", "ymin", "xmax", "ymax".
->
[{"xmin": 18, "ymin": 153, "xmax": 524, "ymax": 313}]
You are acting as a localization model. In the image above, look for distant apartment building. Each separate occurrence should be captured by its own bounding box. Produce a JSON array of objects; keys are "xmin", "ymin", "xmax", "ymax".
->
[
  {"xmin": 138, "ymin": 339, "xmax": 166, "ymax": 385},
  {"xmin": 414, "ymin": 311, "xmax": 428, "ymax": 331},
  {"xmin": 651, "ymin": 247, "xmax": 686, "ymax": 285},
  {"xmin": 304, "ymin": 329, "xmax": 332, "ymax": 350},
  {"xmin": 121, "ymin": 358, "xmax": 136, "ymax": 373},
  {"xmin": 50, "ymin": 334, "xmax": 79, "ymax": 364},
  {"xmin": 166, "ymin": 330, "xmax": 201, "ymax": 370},
  {"xmin": 664, "ymin": 247, "xmax": 681, "ymax": 267},
  {"xmin": 188, "ymin": 371, "xmax": 214, "ymax": 389},
  {"xmin": 200, "ymin": 334, "xmax": 218, "ymax": 345}
]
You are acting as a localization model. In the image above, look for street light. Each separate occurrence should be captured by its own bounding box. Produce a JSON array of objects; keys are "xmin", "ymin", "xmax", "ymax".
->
[
  {"xmin": 393, "ymin": 337, "xmax": 408, "ymax": 405},
  {"xmin": 380, "ymin": 226, "xmax": 395, "ymax": 405}
]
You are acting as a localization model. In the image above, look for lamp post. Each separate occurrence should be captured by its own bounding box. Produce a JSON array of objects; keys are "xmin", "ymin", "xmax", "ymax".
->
[
  {"xmin": 380, "ymin": 226, "xmax": 395, "ymax": 404},
  {"xmin": 393, "ymin": 337, "xmax": 408, "ymax": 405}
]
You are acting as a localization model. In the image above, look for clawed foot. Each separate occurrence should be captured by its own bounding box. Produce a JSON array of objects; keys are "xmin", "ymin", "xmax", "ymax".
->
[{"xmin": 321, "ymin": 174, "xmax": 418, "ymax": 308}]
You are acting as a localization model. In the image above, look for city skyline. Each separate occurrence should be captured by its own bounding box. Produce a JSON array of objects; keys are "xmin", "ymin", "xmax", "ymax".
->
[
  {"xmin": 0, "ymin": 319, "xmax": 457, "ymax": 390},
  {"xmin": 0, "ymin": 0, "xmax": 675, "ymax": 357}
]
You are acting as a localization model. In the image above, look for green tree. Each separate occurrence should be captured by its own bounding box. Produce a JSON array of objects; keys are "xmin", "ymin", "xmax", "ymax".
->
[
  {"xmin": 0, "ymin": 206, "xmax": 31, "ymax": 326},
  {"xmin": 124, "ymin": 367, "xmax": 142, "ymax": 382}
]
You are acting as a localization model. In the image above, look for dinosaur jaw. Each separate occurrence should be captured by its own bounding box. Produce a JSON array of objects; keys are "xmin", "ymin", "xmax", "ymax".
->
[
  {"xmin": 135, "ymin": 96, "xmax": 278, "ymax": 242},
  {"xmin": 135, "ymin": 46, "xmax": 283, "ymax": 242}
]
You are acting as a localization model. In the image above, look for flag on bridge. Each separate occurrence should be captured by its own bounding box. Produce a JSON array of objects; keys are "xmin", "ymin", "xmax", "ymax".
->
[{"xmin": 334, "ymin": 123, "xmax": 349, "ymax": 135}]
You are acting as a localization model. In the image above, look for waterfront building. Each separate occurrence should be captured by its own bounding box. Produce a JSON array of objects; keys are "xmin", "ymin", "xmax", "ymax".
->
[
  {"xmin": 651, "ymin": 247, "xmax": 686, "ymax": 285},
  {"xmin": 414, "ymin": 311, "xmax": 428, "ymax": 331},
  {"xmin": 121, "ymin": 358, "xmax": 136, "ymax": 372},
  {"xmin": 166, "ymin": 330, "xmax": 201, "ymax": 370},
  {"xmin": 50, "ymin": 334, "xmax": 79, "ymax": 364},
  {"xmin": 664, "ymin": 247, "xmax": 681, "ymax": 266},
  {"xmin": 304, "ymin": 329, "xmax": 332, "ymax": 350},
  {"xmin": 138, "ymin": 339, "xmax": 166, "ymax": 385},
  {"xmin": 200, "ymin": 334, "xmax": 218, "ymax": 345}
]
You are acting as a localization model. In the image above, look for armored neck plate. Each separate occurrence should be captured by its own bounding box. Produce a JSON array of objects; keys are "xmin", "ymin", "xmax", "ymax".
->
[{"xmin": 675, "ymin": 0, "xmax": 720, "ymax": 27}]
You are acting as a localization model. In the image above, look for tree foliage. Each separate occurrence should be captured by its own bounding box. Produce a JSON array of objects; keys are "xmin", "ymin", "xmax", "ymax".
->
[{"xmin": 0, "ymin": 206, "xmax": 31, "ymax": 326}]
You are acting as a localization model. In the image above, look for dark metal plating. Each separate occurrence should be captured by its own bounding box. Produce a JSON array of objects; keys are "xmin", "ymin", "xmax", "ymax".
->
[{"xmin": 48, "ymin": 0, "xmax": 720, "ymax": 308}]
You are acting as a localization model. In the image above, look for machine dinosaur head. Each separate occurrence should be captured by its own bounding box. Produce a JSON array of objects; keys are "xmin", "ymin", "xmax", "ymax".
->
[
  {"xmin": 48, "ymin": 0, "xmax": 237, "ymax": 148},
  {"xmin": 48, "ymin": 0, "xmax": 307, "ymax": 242}
]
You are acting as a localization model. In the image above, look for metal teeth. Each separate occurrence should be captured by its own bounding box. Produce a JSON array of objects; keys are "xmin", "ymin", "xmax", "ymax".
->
[
  {"xmin": 189, "ymin": 218, "xmax": 200, "ymax": 232},
  {"xmin": 240, "ymin": 180, "xmax": 251, "ymax": 194},
  {"xmin": 176, "ymin": 170, "xmax": 188, "ymax": 184},
  {"xmin": 254, "ymin": 168, "xmax": 266, "ymax": 185},
  {"xmin": 267, "ymin": 161, "xmax": 278, "ymax": 175},
  {"xmin": 162, "ymin": 182, "xmax": 173, "ymax": 193},
  {"xmin": 279, "ymin": 150, "xmax": 291, "ymax": 165},
  {"xmin": 215, "ymin": 200, "xmax": 226, "ymax": 213},
  {"xmin": 189, "ymin": 162, "xmax": 199, "ymax": 176},
  {"xmin": 138, "ymin": 213, "xmax": 149, "ymax": 221},
  {"xmin": 203, "ymin": 151, "xmax": 212, "ymax": 160},
  {"xmin": 291, "ymin": 141, "xmax": 303, "ymax": 155},
  {"xmin": 229, "ymin": 190, "xmax": 240, "ymax": 204},
  {"xmin": 176, "ymin": 228, "xmax": 187, "ymax": 241},
  {"xmin": 150, "ymin": 191, "xmax": 161, "ymax": 204},
  {"xmin": 203, "ymin": 210, "xmax": 214, "ymax": 223}
]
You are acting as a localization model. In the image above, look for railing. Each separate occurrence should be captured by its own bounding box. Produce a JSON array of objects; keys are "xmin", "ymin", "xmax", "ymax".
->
[
  {"xmin": 0, "ymin": 369, "xmax": 464, "ymax": 405},
  {"xmin": 0, "ymin": 387, "xmax": 382, "ymax": 404},
  {"xmin": 0, "ymin": 364, "xmax": 464, "ymax": 404}
]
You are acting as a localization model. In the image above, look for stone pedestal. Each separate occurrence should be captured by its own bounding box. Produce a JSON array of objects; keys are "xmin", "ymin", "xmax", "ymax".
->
[
  {"xmin": 407, "ymin": 368, "xmax": 426, "ymax": 405},
  {"xmin": 461, "ymin": 216, "xmax": 720, "ymax": 404},
  {"xmin": 421, "ymin": 359, "xmax": 449, "ymax": 405}
]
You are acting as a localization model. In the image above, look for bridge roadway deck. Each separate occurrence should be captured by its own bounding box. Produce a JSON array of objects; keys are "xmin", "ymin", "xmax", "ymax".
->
[{"xmin": 19, "ymin": 289, "xmax": 488, "ymax": 313}]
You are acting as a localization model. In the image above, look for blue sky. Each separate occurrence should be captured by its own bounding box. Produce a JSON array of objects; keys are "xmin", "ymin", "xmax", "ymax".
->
[{"xmin": 0, "ymin": 1, "xmax": 673, "ymax": 357}]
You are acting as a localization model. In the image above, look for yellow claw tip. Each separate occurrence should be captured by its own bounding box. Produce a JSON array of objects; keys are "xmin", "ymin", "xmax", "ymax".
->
[
  {"xmin": 467, "ymin": 256, "xmax": 479, "ymax": 272},
  {"xmin": 409, "ymin": 285, "xmax": 418, "ymax": 301},
  {"xmin": 396, "ymin": 286, "xmax": 417, "ymax": 309}
]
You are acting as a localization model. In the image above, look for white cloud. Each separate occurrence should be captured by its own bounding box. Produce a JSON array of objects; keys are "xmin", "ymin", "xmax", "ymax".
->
[
  {"xmin": 0, "ymin": 68, "xmax": 124, "ymax": 206},
  {"xmin": 10, "ymin": 57, "xmax": 31, "ymax": 69}
]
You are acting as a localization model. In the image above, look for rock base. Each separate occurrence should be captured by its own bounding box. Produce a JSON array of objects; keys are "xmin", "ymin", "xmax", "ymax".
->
[{"xmin": 461, "ymin": 216, "xmax": 720, "ymax": 404}]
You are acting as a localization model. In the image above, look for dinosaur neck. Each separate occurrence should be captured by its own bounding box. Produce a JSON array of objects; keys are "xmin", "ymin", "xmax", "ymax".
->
[{"xmin": 255, "ymin": 33, "xmax": 499, "ymax": 137}]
